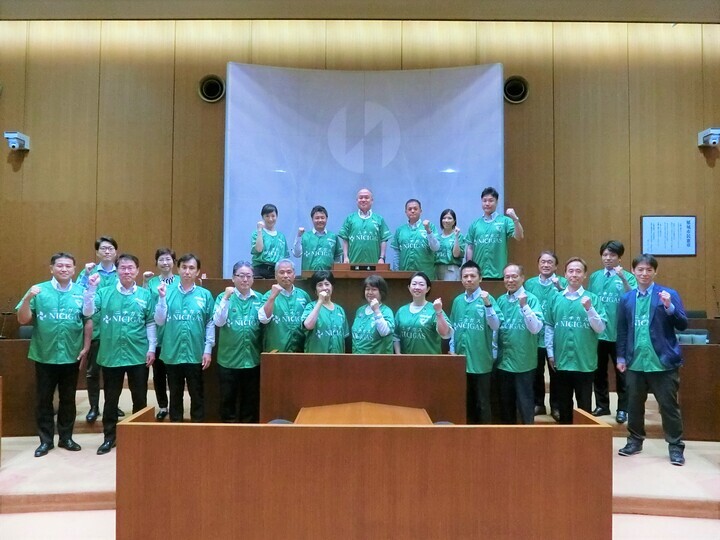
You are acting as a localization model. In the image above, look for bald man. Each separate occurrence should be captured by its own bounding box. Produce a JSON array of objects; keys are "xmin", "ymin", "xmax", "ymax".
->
[{"xmin": 338, "ymin": 188, "xmax": 391, "ymax": 264}]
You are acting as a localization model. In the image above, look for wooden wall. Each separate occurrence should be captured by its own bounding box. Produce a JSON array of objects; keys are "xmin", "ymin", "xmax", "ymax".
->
[{"xmin": 0, "ymin": 20, "xmax": 718, "ymax": 314}]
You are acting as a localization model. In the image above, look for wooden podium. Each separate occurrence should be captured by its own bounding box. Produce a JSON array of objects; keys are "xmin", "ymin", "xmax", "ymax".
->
[
  {"xmin": 295, "ymin": 401, "xmax": 433, "ymax": 425},
  {"xmin": 302, "ymin": 263, "xmax": 414, "ymax": 279}
]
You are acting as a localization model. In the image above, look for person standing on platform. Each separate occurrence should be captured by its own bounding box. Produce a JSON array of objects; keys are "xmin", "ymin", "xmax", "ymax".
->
[
  {"xmin": 142, "ymin": 247, "xmax": 177, "ymax": 420},
  {"xmin": 154, "ymin": 253, "xmax": 215, "ymax": 422},
  {"xmin": 292, "ymin": 205, "xmax": 343, "ymax": 272},
  {"xmin": 465, "ymin": 187, "xmax": 524, "ymax": 279},
  {"xmin": 251, "ymin": 203, "xmax": 289, "ymax": 279},
  {"xmin": 17, "ymin": 252, "xmax": 91, "ymax": 457},
  {"xmin": 588, "ymin": 240, "xmax": 636, "ymax": 424},
  {"xmin": 351, "ymin": 275, "xmax": 395, "ymax": 354},
  {"xmin": 435, "ymin": 209, "xmax": 465, "ymax": 281},
  {"xmin": 258, "ymin": 259, "xmax": 311, "ymax": 352},
  {"xmin": 302, "ymin": 271, "xmax": 350, "ymax": 353},
  {"xmin": 213, "ymin": 261, "xmax": 264, "ymax": 423},
  {"xmin": 76, "ymin": 235, "xmax": 121, "ymax": 423},
  {"xmin": 616, "ymin": 254, "xmax": 688, "ymax": 466},
  {"xmin": 544, "ymin": 257, "xmax": 607, "ymax": 424},
  {"xmin": 449, "ymin": 260, "xmax": 501, "ymax": 424},
  {"xmin": 338, "ymin": 187, "xmax": 391, "ymax": 264},
  {"xmin": 394, "ymin": 272, "xmax": 451, "ymax": 354},
  {"xmin": 524, "ymin": 250, "xmax": 567, "ymax": 421},
  {"xmin": 496, "ymin": 264, "xmax": 544, "ymax": 424},
  {"xmin": 83, "ymin": 253, "xmax": 156, "ymax": 455},
  {"xmin": 391, "ymin": 199, "xmax": 440, "ymax": 278}
]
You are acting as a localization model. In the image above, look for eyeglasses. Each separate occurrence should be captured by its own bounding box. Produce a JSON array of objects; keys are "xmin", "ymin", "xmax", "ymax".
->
[
  {"xmin": 98, "ymin": 246, "xmax": 116, "ymax": 252},
  {"xmin": 234, "ymin": 274, "xmax": 253, "ymax": 279}
]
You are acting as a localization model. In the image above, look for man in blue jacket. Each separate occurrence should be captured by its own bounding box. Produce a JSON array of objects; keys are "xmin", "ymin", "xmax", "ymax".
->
[{"xmin": 616, "ymin": 254, "xmax": 688, "ymax": 466}]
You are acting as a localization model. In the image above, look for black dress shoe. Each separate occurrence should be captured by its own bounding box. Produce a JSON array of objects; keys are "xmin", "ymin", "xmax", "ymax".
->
[
  {"xmin": 156, "ymin": 408, "xmax": 168, "ymax": 420},
  {"xmin": 534, "ymin": 405, "xmax": 546, "ymax": 416},
  {"xmin": 618, "ymin": 440, "xmax": 643, "ymax": 456},
  {"xmin": 616, "ymin": 410, "xmax": 628, "ymax": 424},
  {"xmin": 669, "ymin": 448, "xmax": 685, "ymax": 466},
  {"xmin": 551, "ymin": 409, "xmax": 560, "ymax": 423},
  {"xmin": 86, "ymin": 407, "xmax": 99, "ymax": 423},
  {"xmin": 34, "ymin": 442, "xmax": 54, "ymax": 457},
  {"xmin": 592, "ymin": 407, "xmax": 611, "ymax": 417},
  {"xmin": 58, "ymin": 438, "xmax": 82, "ymax": 451},
  {"xmin": 117, "ymin": 408, "xmax": 125, "ymax": 417},
  {"xmin": 97, "ymin": 439, "xmax": 116, "ymax": 455}
]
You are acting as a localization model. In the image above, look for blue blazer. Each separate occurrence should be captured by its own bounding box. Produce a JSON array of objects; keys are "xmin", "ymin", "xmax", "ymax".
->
[{"xmin": 616, "ymin": 284, "xmax": 688, "ymax": 370}]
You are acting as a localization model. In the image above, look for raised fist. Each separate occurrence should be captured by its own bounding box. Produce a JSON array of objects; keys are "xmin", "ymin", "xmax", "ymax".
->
[
  {"xmin": 88, "ymin": 274, "xmax": 101, "ymax": 288},
  {"xmin": 433, "ymin": 297, "xmax": 443, "ymax": 312},
  {"xmin": 298, "ymin": 227, "xmax": 305, "ymax": 236},
  {"xmin": 143, "ymin": 271, "xmax": 155, "ymax": 280},
  {"xmin": 506, "ymin": 208, "xmax": 518, "ymax": 220},
  {"xmin": 581, "ymin": 296, "xmax": 592, "ymax": 310},
  {"xmin": 224, "ymin": 286, "xmax": 234, "ymax": 299},
  {"xmin": 157, "ymin": 282, "xmax": 166, "ymax": 298},
  {"xmin": 257, "ymin": 221, "xmax": 265, "ymax": 230},
  {"xmin": 84, "ymin": 262, "xmax": 96, "ymax": 273},
  {"xmin": 517, "ymin": 291, "xmax": 527, "ymax": 307}
]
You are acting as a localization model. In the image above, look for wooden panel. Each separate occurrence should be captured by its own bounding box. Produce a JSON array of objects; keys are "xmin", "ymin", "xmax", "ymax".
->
[
  {"xmin": 679, "ymin": 345, "xmax": 720, "ymax": 441},
  {"xmin": 326, "ymin": 20, "xmax": 402, "ymax": 70},
  {"xmin": 0, "ymin": 341, "xmax": 35, "ymax": 437},
  {"xmin": 476, "ymin": 22, "xmax": 555, "ymax": 271},
  {"xmin": 96, "ymin": 21, "xmax": 175, "ymax": 268},
  {"xmin": 251, "ymin": 20, "xmax": 326, "ymax": 69},
  {"xmin": 172, "ymin": 20, "xmax": 251, "ymax": 277},
  {"xmin": 401, "ymin": 21, "xmax": 477, "ymax": 69},
  {"xmin": 554, "ymin": 23, "xmax": 630, "ymax": 267}
]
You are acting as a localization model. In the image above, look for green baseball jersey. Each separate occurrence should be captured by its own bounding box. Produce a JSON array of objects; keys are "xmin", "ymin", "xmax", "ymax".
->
[
  {"xmin": 159, "ymin": 284, "xmax": 214, "ymax": 365},
  {"xmin": 587, "ymin": 269, "xmax": 637, "ymax": 342},
  {"xmin": 524, "ymin": 275, "xmax": 568, "ymax": 349},
  {"xmin": 496, "ymin": 290, "xmax": 544, "ymax": 373},
  {"xmin": 301, "ymin": 302, "xmax": 350, "ymax": 353},
  {"xmin": 338, "ymin": 211, "xmax": 391, "ymax": 263},
  {"xmin": 391, "ymin": 222, "xmax": 439, "ymax": 278},
  {"xmin": 351, "ymin": 304, "xmax": 395, "ymax": 354},
  {"xmin": 93, "ymin": 285, "xmax": 154, "ymax": 368},
  {"xmin": 17, "ymin": 280, "xmax": 85, "ymax": 365},
  {"xmin": 214, "ymin": 290, "xmax": 264, "ymax": 369},
  {"xmin": 630, "ymin": 292, "xmax": 665, "ymax": 372},
  {"xmin": 466, "ymin": 214, "xmax": 515, "ymax": 279},
  {"xmin": 394, "ymin": 303, "xmax": 449, "ymax": 355},
  {"xmin": 450, "ymin": 292, "xmax": 500, "ymax": 374},
  {"xmin": 435, "ymin": 232, "xmax": 466, "ymax": 266},
  {"xmin": 145, "ymin": 274, "xmax": 177, "ymax": 344},
  {"xmin": 544, "ymin": 290, "xmax": 607, "ymax": 372},
  {"xmin": 250, "ymin": 229, "xmax": 289, "ymax": 266},
  {"xmin": 261, "ymin": 287, "xmax": 311, "ymax": 352},
  {"xmin": 300, "ymin": 231, "xmax": 343, "ymax": 271},
  {"xmin": 77, "ymin": 266, "xmax": 118, "ymax": 340}
]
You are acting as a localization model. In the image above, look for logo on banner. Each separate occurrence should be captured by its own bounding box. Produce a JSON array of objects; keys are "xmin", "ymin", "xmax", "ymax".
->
[{"xmin": 327, "ymin": 101, "xmax": 401, "ymax": 173}]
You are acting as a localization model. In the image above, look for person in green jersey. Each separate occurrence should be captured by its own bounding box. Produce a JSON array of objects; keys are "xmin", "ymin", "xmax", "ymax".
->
[
  {"xmin": 251, "ymin": 203, "xmax": 290, "ymax": 278},
  {"xmin": 616, "ymin": 254, "xmax": 688, "ymax": 466},
  {"xmin": 292, "ymin": 205, "xmax": 343, "ymax": 272},
  {"xmin": 544, "ymin": 257, "xmax": 607, "ymax": 424},
  {"xmin": 394, "ymin": 272, "xmax": 451, "ymax": 355},
  {"xmin": 258, "ymin": 259, "xmax": 311, "ymax": 352},
  {"xmin": 142, "ymin": 247, "xmax": 177, "ymax": 420},
  {"xmin": 155, "ymin": 253, "xmax": 215, "ymax": 422},
  {"xmin": 17, "ymin": 252, "xmax": 91, "ymax": 458},
  {"xmin": 391, "ymin": 199, "xmax": 440, "ymax": 278},
  {"xmin": 465, "ymin": 187, "xmax": 524, "ymax": 279},
  {"xmin": 449, "ymin": 260, "xmax": 501, "ymax": 424},
  {"xmin": 83, "ymin": 253, "xmax": 156, "ymax": 455},
  {"xmin": 351, "ymin": 275, "xmax": 394, "ymax": 354},
  {"xmin": 588, "ymin": 240, "xmax": 636, "ymax": 424},
  {"xmin": 302, "ymin": 271, "xmax": 350, "ymax": 353},
  {"xmin": 524, "ymin": 250, "xmax": 567, "ymax": 421},
  {"xmin": 435, "ymin": 208, "xmax": 465, "ymax": 281},
  {"xmin": 77, "ymin": 235, "xmax": 121, "ymax": 423},
  {"xmin": 338, "ymin": 187, "xmax": 391, "ymax": 264},
  {"xmin": 496, "ymin": 264, "xmax": 544, "ymax": 424},
  {"xmin": 213, "ymin": 261, "xmax": 264, "ymax": 423}
]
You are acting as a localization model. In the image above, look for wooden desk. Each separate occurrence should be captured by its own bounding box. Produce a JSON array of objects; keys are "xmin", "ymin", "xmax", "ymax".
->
[
  {"xmin": 680, "ymin": 345, "xmax": 720, "ymax": 441},
  {"xmin": 295, "ymin": 402, "xmax": 433, "ymax": 425}
]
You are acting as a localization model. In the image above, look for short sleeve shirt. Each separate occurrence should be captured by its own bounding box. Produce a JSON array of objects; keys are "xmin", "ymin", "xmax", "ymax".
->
[
  {"xmin": 301, "ymin": 302, "xmax": 350, "ymax": 353},
  {"xmin": 338, "ymin": 211, "xmax": 391, "ymax": 263},
  {"xmin": 466, "ymin": 214, "xmax": 515, "ymax": 279}
]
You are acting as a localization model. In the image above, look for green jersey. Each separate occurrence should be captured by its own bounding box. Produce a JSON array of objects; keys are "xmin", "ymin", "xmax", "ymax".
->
[
  {"xmin": 466, "ymin": 214, "xmax": 515, "ymax": 279},
  {"xmin": 450, "ymin": 292, "xmax": 501, "ymax": 374},
  {"xmin": 17, "ymin": 279, "xmax": 85, "ymax": 365},
  {"xmin": 391, "ymin": 222, "xmax": 439, "ymax": 278},
  {"xmin": 630, "ymin": 292, "xmax": 665, "ymax": 372},
  {"xmin": 93, "ymin": 284, "xmax": 154, "ymax": 368},
  {"xmin": 435, "ymin": 232, "xmax": 466, "ymax": 266},
  {"xmin": 496, "ymin": 289, "xmax": 544, "ymax": 373},
  {"xmin": 301, "ymin": 302, "xmax": 350, "ymax": 353},
  {"xmin": 524, "ymin": 274, "xmax": 567, "ymax": 349},
  {"xmin": 77, "ymin": 266, "xmax": 118, "ymax": 340},
  {"xmin": 300, "ymin": 231, "xmax": 343, "ymax": 271},
  {"xmin": 394, "ymin": 303, "xmax": 449, "ymax": 355},
  {"xmin": 588, "ymin": 269, "xmax": 637, "ymax": 342},
  {"xmin": 214, "ymin": 290, "xmax": 264, "ymax": 369},
  {"xmin": 261, "ymin": 287, "xmax": 311, "ymax": 352},
  {"xmin": 159, "ymin": 283, "xmax": 214, "ymax": 365},
  {"xmin": 338, "ymin": 211, "xmax": 391, "ymax": 263},
  {"xmin": 251, "ymin": 229, "xmax": 289, "ymax": 266},
  {"xmin": 145, "ymin": 274, "xmax": 177, "ymax": 344},
  {"xmin": 351, "ymin": 304, "xmax": 395, "ymax": 354}
]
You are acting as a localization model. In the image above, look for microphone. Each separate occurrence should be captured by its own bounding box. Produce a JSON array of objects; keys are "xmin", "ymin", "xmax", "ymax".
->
[{"xmin": 712, "ymin": 284, "xmax": 720, "ymax": 318}]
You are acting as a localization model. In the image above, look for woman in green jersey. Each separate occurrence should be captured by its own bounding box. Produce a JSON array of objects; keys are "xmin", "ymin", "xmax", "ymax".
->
[
  {"xmin": 302, "ymin": 270, "xmax": 349, "ymax": 353},
  {"xmin": 251, "ymin": 203, "xmax": 289, "ymax": 279},
  {"xmin": 435, "ymin": 208, "xmax": 465, "ymax": 281},
  {"xmin": 351, "ymin": 275, "xmax": 395, "ymax": 354},
  {"xmin": 393, "ymin": 272, "xmax": 451, "ymax": 354}
]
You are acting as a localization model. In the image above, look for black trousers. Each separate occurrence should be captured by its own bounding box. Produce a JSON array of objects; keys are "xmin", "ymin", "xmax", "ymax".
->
[
  {"xmin": 625, "ymin": 368, "xmax": 684, "ymax": 448},
  {"xmin": 35, "ymin": 361, "xmax": 79, "ymax": 444},
  {"xmin": 152, "ymin": 346, "xmax": 168, "ymax": 409},
  {"xmin": 252, "ymin": 263, "xmax": 275, "ymax": 279},
  {"xmin": 533, "ymin": 347, "xmax": 559, "ymax": 411},
  {"xmin": 218, "ymin": 365, "xmax": 260, "ymax": 423},
  {"xmin": 101, "ymin": 364, "xmax": 148, "ymax": 441},
  {"xmin": 555, "ymin": 370, "xmax": 594, "ymax": 424},
  {"xmin": 466, "ymin": 372, "xmax": 492, "ymax": 424},
  {"xmin": 165, "ymin": 363, "xmax": 204, "ymax": 422},
  {"xmin": 497, "ymin": 368, "xmax": 536, "ymax": 425},
  {"xmin": 593, "ymin": 339, "xmax": 627, "ymax": 412},
  {"xmin": 85, "ymin": 339, "xmax": 101, "ymax": 409}
]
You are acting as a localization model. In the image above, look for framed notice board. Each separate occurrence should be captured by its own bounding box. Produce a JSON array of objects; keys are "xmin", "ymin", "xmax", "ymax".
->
[{"xmin": 641, "ymin": 215, "xmax": 696, "ymax": 256}]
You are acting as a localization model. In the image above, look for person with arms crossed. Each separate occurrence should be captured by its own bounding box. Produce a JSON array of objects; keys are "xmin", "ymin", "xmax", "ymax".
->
[
  {"xmin": 338, "ymin": 187, "xmax": 391, "ymax": 264},
  {"xmin": 251, "ymin": 203, "xmax": 289, "ymax": 279},
  {"xmin": 292, "ymin": 205, "xmax": 343, "ymax": 272},
  {"xmin": 616, "ymin": 254, "xmax": 688, "ymax": 466},
  {"xmin": 17, "ymin": 252, "xmax": 91, "ymax": 457},
  {"xmin": 302, "ymin": 270, "xmax": 350, "ymax": 353},
  {"xmin": 351, "ymin": 275, "xmax": 394, "ymax": 354},
  {"xmin": 435, "ymin": 208, "xmax": 465, "ymax": 281},
  {"xmin": 390, "ymin": 199, "xmax": 440, "ymax": 278},
  {"xmin": 394, "ymin": 272, "xmax": 451, "ymax": 355}
]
